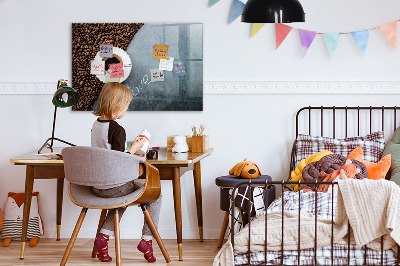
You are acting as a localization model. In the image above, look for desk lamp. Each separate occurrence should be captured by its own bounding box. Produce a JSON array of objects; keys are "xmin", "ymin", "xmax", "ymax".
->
[
  {"xmin": 241, "ymin": 0, "xmax": 305, "ymax": 23},
  {"xmin": 38, "ymin": 79, "xmax": 80, "ymax": 154}
]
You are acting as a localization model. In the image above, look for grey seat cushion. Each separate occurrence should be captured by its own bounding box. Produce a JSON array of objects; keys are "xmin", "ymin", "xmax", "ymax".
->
[{"xmin": 69, "ymin": 180, "xmax": 145, "ymax": 208}]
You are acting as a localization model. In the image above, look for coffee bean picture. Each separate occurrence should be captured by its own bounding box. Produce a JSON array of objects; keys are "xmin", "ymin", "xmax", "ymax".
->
[{"xmin": 72, "ymin": 23, "xmax": 203, "ymax": 111}]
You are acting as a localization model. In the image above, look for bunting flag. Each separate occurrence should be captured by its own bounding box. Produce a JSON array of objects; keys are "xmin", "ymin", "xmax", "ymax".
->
[
  {"xmin": 209, "ymin": 0, "xmax": 220, "ymax": 7},
  {"xmin": 378, "ymin": 21, "xmax": 398, "ymax": 50},
  {"xmin": 323, "ymin": 33, "xmax": 341, "ymax": 58},
  {"xmin": 229, "ymin": 0, "xmax": 245, "ymax": 24},
  {"xmin": 275, "ymin": 23, "xmax": 293, "ymax": 49},
  {"xmin": 351, "ymin": 29, "xmax": 370, "ymax": 55},
  {"xmin": 251, "ymin": 23, "xmax": 266, "ymax": 38},
  {"xmin": 298, "ymin": 29, "xmax": 317, "ymax": 58}
]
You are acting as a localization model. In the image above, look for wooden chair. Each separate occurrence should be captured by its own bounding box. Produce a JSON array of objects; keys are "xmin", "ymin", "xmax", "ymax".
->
[{"xmin": 60, "ymin": 146, "xmax": 171, "ymax": 265}]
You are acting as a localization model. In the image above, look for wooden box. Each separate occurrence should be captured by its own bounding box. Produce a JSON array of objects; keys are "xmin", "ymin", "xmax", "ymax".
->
[
  {"xmin": 167, "ymin": 135, "xmax": 192, "ymax": 151},
  {"xmin": 191, "ymin": 135, "xmax": 209, "ymax": 153}
]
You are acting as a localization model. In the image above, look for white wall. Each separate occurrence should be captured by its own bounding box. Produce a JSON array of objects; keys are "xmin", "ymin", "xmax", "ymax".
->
[{"xmin": 1, "ymin": 0, "xmax": 400, "ymax": 240}]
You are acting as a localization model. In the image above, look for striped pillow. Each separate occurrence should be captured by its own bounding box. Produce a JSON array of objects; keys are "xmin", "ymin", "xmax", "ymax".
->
[{"xmin": 294, "ymin": 131, "xmax": 385, "ymax": 166}]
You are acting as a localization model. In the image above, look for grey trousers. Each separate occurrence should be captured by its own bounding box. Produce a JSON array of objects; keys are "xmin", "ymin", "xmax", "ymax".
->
[{"xmin": 92, "ymin": 180, "xmax": 162, "ymax": 240}]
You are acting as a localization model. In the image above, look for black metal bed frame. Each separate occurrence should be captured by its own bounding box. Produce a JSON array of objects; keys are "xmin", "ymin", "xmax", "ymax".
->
[{"xmin": 230, "ymin": 106, "xmax": 400, "ymax": 266}]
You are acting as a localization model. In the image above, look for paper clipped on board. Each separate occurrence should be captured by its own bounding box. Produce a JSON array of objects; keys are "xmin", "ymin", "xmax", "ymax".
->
[
  {"xmin": 150, "ymin": 69, "xmax": 165, "ymax": 82},
  {"xmin": 153, "ymin": 45, "xmax": 169, "ymax": 59},
  {"xmin": 159, "ymin": 57, "xmax": 174, "ymax": 71}
]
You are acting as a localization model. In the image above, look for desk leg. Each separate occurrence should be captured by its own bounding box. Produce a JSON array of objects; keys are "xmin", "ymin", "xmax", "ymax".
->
[
  {"xmin": 172, "ymin": 167, "xmax": 183, "ymax": 261},
  {"xmin": 56, "ymin": 178, "xmax": 64, "ymax": 241},
  {"xmin": 20, "ymin": 165, "xmax": 35, "ymax": 259},
  {"xmin": 193, "ymin": 161, "xmax": 203, "ymax": 242}
]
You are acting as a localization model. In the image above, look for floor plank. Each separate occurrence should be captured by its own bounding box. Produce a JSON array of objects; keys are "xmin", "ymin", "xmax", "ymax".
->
[{"xmin": 0, "ymin": 239, "xmax": 221, "ymax": 265}]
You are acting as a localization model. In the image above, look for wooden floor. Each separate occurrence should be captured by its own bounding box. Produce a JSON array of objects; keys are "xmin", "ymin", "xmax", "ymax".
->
[{"xmin": 0, "ymin": 239, "xmax": 221, "ymax": 265}]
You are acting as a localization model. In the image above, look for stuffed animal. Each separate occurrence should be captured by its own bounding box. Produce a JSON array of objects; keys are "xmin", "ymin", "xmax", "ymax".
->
[
  {"xmin": 1, "ymin": 192, "xmax": 44, "ymax": 247},
  {"xmin": 229, "ymin": 159, "xmax": 261, "ymax": 179},
  {"xmin": 172, "ymin": 135, "xmax": 189, "ymax": 153}
]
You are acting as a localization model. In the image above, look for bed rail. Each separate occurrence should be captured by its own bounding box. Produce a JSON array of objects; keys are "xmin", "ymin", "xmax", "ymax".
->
[
  {"xmin": 230, "ymin": 180, "xmax": 400, "ymax": 266},
  {"xmin": 289, "ymin": 106, "xmax": 400, "ymax": 182}
]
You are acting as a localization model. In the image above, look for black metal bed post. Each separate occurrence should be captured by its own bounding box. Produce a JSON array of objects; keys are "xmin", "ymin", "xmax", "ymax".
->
[
  {"xmin": 247, "ymin": 180, "xmax": 252, "ymax": 264},
  {"xmin": 298, "ymin": 180, "xmax": 301, "ymax": 266},
  {"xmin": 314, "ymin": 180, "xmax": 318, "ymax": 266},
  {"xmin": 331, "ymin": 182, "xmax": 334, "ymax": 265},
  {"xmin": 281, "ymin": 181, "xmax": 285, "ymax": 266},
  {"xmin": 264, "ymin": 180, "xmax": 268, "ymax": 266}
]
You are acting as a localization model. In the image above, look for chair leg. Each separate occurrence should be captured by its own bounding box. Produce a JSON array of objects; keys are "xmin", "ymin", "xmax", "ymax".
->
[
  {"xmin": 114, "ymin": 209, "xmax": 121, "ymax": 266},
  {"xmin": 141, "ymin": 205, "xmax": 171, "ymax": 263},
  {"xmin": 217, "ymin": 211, "xmax": 230, "ymax": 248},
  {"xmin": 92, "ymin": 209, "xmax": 108, "ymax": 258},
  {"xmin": 60, "ymin": 208, "xmax": 88, "ymax": 266}
]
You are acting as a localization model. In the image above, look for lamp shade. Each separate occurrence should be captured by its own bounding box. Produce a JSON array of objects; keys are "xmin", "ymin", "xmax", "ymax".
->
[
  {"xmin": 241, "ymin": 0, "xmax": 305, "ymax": 23},
  {"xmin": 52, "ymin": 84, "xmax": 80, "ymax": 108}
]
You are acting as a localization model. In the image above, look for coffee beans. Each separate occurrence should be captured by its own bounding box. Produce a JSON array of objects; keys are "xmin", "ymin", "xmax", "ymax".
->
[{"xmin": 72, "ymin": 23, "xmax": 143, "ymax": 111}]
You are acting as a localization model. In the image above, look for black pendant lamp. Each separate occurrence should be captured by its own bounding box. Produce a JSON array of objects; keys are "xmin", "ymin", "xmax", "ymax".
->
[{"xmin": 242, "ymin": 0, "xmax": 305, "ymax": 23}]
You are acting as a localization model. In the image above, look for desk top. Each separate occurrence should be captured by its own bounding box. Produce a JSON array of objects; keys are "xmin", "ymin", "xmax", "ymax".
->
[{"xmin": 10, "ymin": 147, "xmax": 214, "ymax": 166}]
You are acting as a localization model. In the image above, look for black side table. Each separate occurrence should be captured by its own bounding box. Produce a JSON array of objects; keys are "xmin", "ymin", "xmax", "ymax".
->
[{"xmin": 215, "ymin": 175, "xmax": 275, "ymax": 248}]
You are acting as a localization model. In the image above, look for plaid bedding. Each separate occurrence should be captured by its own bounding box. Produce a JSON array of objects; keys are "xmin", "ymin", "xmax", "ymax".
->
[
  {"xmin": 234, "ymin": 191, "xmax": 397, "ymax": 265},
  {"xmin": 294, "ymin": 131, "xmax": 385, "ymax": 166}
]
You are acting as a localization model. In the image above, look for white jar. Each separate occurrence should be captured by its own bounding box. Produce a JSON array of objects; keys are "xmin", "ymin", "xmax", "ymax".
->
[{"xmin": 135, "ymin": 129, "xmax": 150, "ymax": 154}]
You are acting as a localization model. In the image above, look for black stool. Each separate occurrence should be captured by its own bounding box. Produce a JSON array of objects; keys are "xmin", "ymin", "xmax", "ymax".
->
[{"xmin": 215, "ymin": 175, "xmax": 275, "ymax": 248}]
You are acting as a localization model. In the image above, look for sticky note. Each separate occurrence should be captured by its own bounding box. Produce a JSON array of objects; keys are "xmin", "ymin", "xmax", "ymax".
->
[
  {"xmin": 150, "ymin": 69, "xmax": 165, "ymax": 82},
  {"xmin": 159, "ymin": 57, "xmax": 174, "ymax": 71},
  {"xmin": 153, "ymin": 45, "xmax": 169, "ymax": 59},
  {"xmin": 109, "ymin": 63, "xmax": 124, "ymax": 78},
  {"xmin": 173, "ymin": 63, "xmax": 186, "ymax": 77},
  {"xmin": 90, "ymin": 60, "xmax": 105, "ymax": 75},
  {"xmin": 100, "ymin": 44, "xmax": 113, "ymax": 58},
  {"xmin": 105, "ymin": 71, "xmax": 120, "ymax": 82}
]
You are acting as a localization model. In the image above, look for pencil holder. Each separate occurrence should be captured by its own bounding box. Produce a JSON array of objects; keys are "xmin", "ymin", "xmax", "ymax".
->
[{"xmin": 191, "ymin": 135, "xmax": 209, "ymax": 153}]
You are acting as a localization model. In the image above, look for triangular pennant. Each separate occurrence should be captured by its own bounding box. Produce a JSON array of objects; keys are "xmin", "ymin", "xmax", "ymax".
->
[
  {"xmin": 323, "ymin": 33, "xmax": 341, "ymax": 58},
  {"xmin": 298, "ymin": 29, "xmax": 317, "ymax": 58},
  {"xmin": 251, "ymin": 23, "xmax": 266, "ymax": 38},
  {"xmin": 275, "ymin": 23, "xmax": 293, "ymax": 49},
  {"xmin": 229, "ymin": 0, "xmax": 245, "ymax": 24},
  {"xmin": 209, "ymin": 0, "xmax": 220, "ymax": 7},
  {"xmin": 378, "ymin": 21, "xmax": 398, "ymax": 50},
  {"xmin": 351, "ymin": 29, "xmax": 370, "ymax": 55}
]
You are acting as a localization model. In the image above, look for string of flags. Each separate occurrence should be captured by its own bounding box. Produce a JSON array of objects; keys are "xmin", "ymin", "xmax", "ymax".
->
[{"xmin": 210, "ymin": 0, "xmax": 399, "ymax": 58}]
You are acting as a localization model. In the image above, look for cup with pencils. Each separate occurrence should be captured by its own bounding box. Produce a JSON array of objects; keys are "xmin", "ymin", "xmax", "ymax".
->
[{"xmin": 191, "ymin": 124, "xmax": 209, "ymax": 152}]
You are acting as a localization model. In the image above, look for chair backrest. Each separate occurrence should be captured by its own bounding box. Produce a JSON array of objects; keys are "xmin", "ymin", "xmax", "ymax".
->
[{"xmin": 62, "ymin": 146, "xmax": 145, "ymax": 187}]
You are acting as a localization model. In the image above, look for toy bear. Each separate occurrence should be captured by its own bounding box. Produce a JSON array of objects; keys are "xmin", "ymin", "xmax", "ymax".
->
[
  {"xmin": 229, "ymin": 159, "xmax": 261, "ymax": 179},
  {"xmin": 1, "ymin": 192, "xmax": 44, "ymax": 247},
  {"xmin": 172, "ymin": 135, "xmax": 189, "ymax": 153}
]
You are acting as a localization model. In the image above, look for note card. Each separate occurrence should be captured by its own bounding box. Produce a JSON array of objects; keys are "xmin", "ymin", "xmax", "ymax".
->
[
  {"xmin": 109, "ymin": 63, "xmax": 124, "ymax": 78},
  {"xmin": 153, "ymin": 45, "xmax": 169, "ymax": 59},
  {"xmin": 105, "ymin": 71, "xmax": 120, "ymax": 82},
  {"xmin": 159, "ymin": 57, "xmax": 174, "ymax": 71},
  {"xmin": 150, "ymin": 69, "xmax": 165, "ymax": 82},
  {"xmin": 90, "ymin": 60, "xmax": 105, "ymax": 75},
  {"xmin": 173, "ymin": 63, "xmax": 186, "ymax": 77},
  {"xmin": 100, "ymin": 44, "xmax": 113, "ymax": 58}
]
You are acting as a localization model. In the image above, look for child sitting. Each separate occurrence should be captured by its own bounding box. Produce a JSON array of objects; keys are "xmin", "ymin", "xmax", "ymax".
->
[{"xmin": 91, "ymin": 82, "xmax": 161, "ymax": 263}]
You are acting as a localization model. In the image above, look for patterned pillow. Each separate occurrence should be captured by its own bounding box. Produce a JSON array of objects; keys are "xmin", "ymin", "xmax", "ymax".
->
[{"xmin": 294, "ymin": 131, "xmax": 385, "ymax": 166}]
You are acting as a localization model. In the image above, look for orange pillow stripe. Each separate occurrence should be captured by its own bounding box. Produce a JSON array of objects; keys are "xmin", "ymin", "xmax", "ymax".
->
[{"xmin": 347, "ymin": 146, "xmax": 391, "ymax": 180}]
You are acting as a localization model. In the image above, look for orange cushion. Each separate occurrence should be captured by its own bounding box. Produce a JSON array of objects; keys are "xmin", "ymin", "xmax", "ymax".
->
[{"xmin": 347, "ymin": 146, "xmax": 391, "ymax": 180}]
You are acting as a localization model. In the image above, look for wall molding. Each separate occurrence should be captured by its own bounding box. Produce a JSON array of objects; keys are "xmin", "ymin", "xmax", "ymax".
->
[{"xmin": 1, "ymin": 81, "xmax": 400, "ymax": 95}]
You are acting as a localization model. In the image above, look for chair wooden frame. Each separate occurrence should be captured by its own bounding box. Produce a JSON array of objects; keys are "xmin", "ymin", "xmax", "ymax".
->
[{"xmin": 60, "ymin": 162, "xmax": 171, "ymax": 265}]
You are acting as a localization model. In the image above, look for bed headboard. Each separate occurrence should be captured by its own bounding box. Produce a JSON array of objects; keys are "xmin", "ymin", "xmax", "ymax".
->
[{"xmin": 290, "ymin": 106, "xmax": 400, "ymax": 179}]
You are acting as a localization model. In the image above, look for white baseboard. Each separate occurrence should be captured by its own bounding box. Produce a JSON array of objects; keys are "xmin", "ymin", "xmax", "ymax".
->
[{"xmin": 1, "ymin": 81, "xmax": 400, "ymax": 94}]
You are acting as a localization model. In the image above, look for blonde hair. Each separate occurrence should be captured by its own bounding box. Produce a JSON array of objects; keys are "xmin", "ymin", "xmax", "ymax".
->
[{"xmin": 93, "ymin": 82, "xmax": 133, "ymax": 120}]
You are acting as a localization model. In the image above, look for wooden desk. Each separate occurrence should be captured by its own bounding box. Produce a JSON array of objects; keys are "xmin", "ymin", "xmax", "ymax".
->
[{"xmin": 10, "ymin": 147, "xmax": 213, "ymax": 261}]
